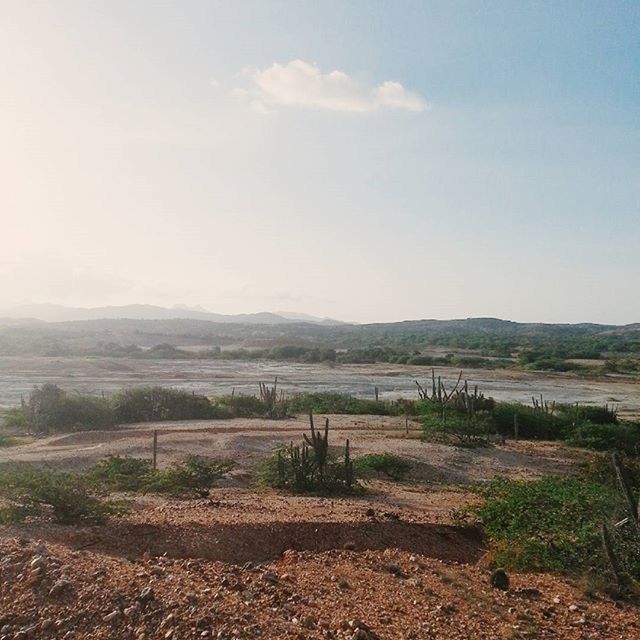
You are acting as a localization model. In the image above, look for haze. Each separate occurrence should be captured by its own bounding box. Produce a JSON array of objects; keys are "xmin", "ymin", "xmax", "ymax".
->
[{"xmin": 1, "ymin": 1, "xmax": 638, "ymax": 324}]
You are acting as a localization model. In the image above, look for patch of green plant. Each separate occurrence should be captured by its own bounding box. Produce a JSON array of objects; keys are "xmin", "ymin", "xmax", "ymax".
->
[
  {"xmin": 259, "ymin": 415, "xmax": 356, "ymax": 494},
  {"xmin": 213, "ymin": 394, "xmax": 268, "ymax": 418},
  {"xmin": 111, "ymin": 386, "xmax": 213, "ymax": 423},
  {"xmin": 288, "ymin": 392, "xmax": 416, "ymax": 416},
  {"xmin": 353, "ymin": 453, "xmax": 412, "ymax": 481},
  {"xmin": 567, "ymin": 422, "xmax": 640, "ymax": 455},
  {"xmin": 88, "ymin": 455, "xmax": 154, "ymax": 492},
  {"xmin": 0, "ymin": 468, "xmax": 126, "ymax": 525},
  {"xmin": 9, "ymin": 384, "xmax": 115, "ymax": 434},
  {"xmin": 142, "ymin": 455, "xmax": 234, "ymax": 497},
  {"xmin": 473, "ymin": 476, "xmax": 613, "ymax": 571}
]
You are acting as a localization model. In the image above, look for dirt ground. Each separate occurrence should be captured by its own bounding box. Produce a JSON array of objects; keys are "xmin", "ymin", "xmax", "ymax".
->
[
  {"xmin": 0, "ymin": 414, "xmax": 584, "ymax": 486},
  {"xmin": 2, "ymin": 416, "xmax": 637, "ymax": 639}
]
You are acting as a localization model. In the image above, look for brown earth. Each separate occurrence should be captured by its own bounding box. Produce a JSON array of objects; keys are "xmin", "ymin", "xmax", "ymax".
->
[{"xmin": 1, "ymin": 416, "xmax": 637, "ymax": 639}]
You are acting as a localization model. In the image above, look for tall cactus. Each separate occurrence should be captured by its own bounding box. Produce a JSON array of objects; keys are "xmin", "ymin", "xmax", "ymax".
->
[{"xmin": 303, "ymin": 411, "xmax": 329, "ymax": 480}]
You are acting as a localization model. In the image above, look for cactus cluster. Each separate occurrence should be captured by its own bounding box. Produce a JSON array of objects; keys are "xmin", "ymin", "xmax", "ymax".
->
[
  {"xmin": 259, "ymin": 377, "xmax": 288, "ymax": 419},
  {"xmin": 273, "ymin": 411, "xmax": 355, "ymax": 493}
]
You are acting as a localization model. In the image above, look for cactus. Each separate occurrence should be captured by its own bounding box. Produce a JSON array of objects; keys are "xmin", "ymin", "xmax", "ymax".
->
[
  {"xmin": 303, "ymin": 411, "xmax": 329, "ymax": 479},
  {"xmin": 259, "ymin": 377, "xmax": 288, "ymax": 419}
]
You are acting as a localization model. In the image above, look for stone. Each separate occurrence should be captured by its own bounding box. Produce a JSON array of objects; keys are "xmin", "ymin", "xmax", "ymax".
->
[
  {"xmin": 489, "ymin": 569, "xmax": 510, "ymax": 591},
  {"xmin": 49, "ymin": 579, "xmax": 72, "ymax": 597}
]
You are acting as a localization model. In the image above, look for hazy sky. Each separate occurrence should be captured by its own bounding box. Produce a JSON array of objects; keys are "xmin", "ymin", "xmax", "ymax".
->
[{"xmin": 1, "ymin": 1, "xmax": 638, "ymax": 323}]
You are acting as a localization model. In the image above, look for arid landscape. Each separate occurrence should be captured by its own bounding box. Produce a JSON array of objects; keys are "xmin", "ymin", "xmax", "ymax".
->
[
  {"xmin": 3, "ymin": 2, "xmax": 640, "ymax": 637},
  {"xmin": 1, "ymin": 410, "xmax": 639, "ymax": 638}
]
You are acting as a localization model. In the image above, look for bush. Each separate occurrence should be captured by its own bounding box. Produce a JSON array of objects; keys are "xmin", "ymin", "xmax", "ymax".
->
[
  {"xmin": 0, "ymin": 468, "xmax": 124, "ymax": 525},
  {"xmin": 472, "ymin": 476, "xmax": 619, "ymax": 572},
  {"xmin": 213, "ymin": 394, "xmax": 267, "ymax": 418},
  {"xmin": 11, "ymin": 384, "xmax": 114, "ymax": 433},
  {"xmin": 288, "ymin": 392, "xmax": 411, "ymax": 416},
  {"xmin": 354, "ymin": 453, "xmax": 412, "ymax": 481},
  {"xmin": 142, "ymin": 455, "xmax": 234, "ymax": 497},
  {"xmin": 88, "ymin": 455, "xmax": 154, "ymax": 492},
  {"xmin": 567, "ymin": 422, "xmax": 640, "ymax": 455},
  {"xmin": 112, "ymin": 387, "xmax": 213, "ymax": 423}
]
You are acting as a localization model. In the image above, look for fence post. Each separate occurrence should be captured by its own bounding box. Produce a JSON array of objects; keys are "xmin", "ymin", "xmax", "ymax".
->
[
  {"xmin": 153, "ymin": 430, "xmax": 158, "ymax": 470},
  {"xmin": 513, "ymin": 414, "xmax": 519, "ymax": 441}
]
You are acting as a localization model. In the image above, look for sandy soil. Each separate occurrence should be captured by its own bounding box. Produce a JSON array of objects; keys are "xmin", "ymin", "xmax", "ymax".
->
[
  {"xmin": 1, "ymin": 415, "xmax": 637, "ymax": 639},
  {"xmin": 0, "ymin": 415, "xmax": 584, "ymax": 490}
]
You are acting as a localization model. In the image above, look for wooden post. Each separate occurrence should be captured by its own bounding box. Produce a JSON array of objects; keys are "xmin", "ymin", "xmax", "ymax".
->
[
  {"xmin": 152, "ymin": 430, "xmax": 158, "ymax": 470},
  {"xmin": 405, "ymin": 413, "xmax": 409, "ymax": 436},
  {"xmin": 513, "ymin": 414, "xmax": 519, "ymax": 441},
  {"xmin": 374, "ymin": 386, "xmax": 379, "ymax": 402}
]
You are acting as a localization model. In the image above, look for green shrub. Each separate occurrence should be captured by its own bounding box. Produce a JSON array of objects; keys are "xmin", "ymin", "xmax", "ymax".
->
[
  {"xmin": 288, "ymin": 392, "xmax": 411, "ymax": 416},
  {"xmin": 0, "ymin": 433, "xmax": 21, "ymax": 447},
  {"xmin": 213, "ymin": 394, "xmax": 267, "ymax": 418},
  {"xmin": 112, "ymin": 386, "xmax": 213, "ymax": 423},
  {"xmin": 143, "ymin": 455, "xmax": 234, "ymax": 497},
  {"xmin": 472, "ymin": 476, "xmax": 619, "ymax": 572},
  {"xmin": 11, "ymin": 384, "xmax": 115, "ymax": 433},
  {"xmin": 88, "ymin": 455, "xmax": 154, "ymax": 492},
  {"xmin": 567, "ymin": 422, "xmax": 640, "ymax": 455},
  {"xmin": 0, "ymin": 468, "xmax": 124, "ymax": 525},
  {"xmin": 354, "ymin": 453, "xmax": 412, "ymax": 480}
]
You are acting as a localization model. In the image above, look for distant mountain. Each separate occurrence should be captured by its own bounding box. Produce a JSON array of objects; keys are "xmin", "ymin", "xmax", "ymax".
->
[
  {"xmin": 0, "ymin": 303, "xmax": 342, "ymax": 326},
  {"xmin": 275, "ymin": 311, "xmax": 346, "ymax": 326}
]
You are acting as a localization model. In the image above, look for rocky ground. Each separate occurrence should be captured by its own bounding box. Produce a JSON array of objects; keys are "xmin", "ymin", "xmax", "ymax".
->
[
  {"xmin": 0, "ymin": 417, "xmax": 637, "ymax": 639},
  {"xmin": 0, "ymin": 527, "xmax": 638, "ymax": 640}
]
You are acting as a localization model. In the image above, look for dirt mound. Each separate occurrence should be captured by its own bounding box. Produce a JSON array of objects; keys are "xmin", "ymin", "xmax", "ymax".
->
[{"xmin": 17, "ymin": 519, "xmax": 484, "ymax": 565}]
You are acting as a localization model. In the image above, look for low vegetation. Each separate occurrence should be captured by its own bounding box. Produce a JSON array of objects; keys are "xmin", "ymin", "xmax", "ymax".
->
[
  {"xmin": 0, "ymin": 453, "xmax": 235, "ymax": 525},
  {"xmin": 353, "ymin": 453, "xmax": 412, "ymax": 481},
  {"xmin": 458, "ymin": 454, "xmax": 640, "ymax": 598},
  {"xmin": 260, "ymin": 413, "xmax": 356, "ymax": 494},
  {"xmin": 0, "ymin": 468, "xmax": 124, "ymax": 525},
  {"xmin": 417, "ymin": 371, "xmax": 639, "ymax": 453}
]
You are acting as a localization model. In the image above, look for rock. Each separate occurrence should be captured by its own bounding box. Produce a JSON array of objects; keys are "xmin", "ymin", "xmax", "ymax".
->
[
  {"xmin": 49, "ymin": 579, "xmax": 72, "ymax": 597},
  {"xmin": 489, "ymin": 569, "xmax": 510, "ymax": 591},
  {"xmin": 262, "ymin": 572, "xmax": 279, "ymax": 584},
  {"xmin": 343, "ymin": 542, "xmax": 356, "ymax": 551},
  {"xmin": 137, "ymin": 587, "xmax": 155, "ymax": 604},
  {"xmin": 29, "ymin": 556, "xmax": 44, "ymax": 570},
  {"xmin": 351, "ymin": 630, "xmax": 370, "ymax": 640},
  {"xmin": 568, "ymin": 604, "xmax": 579, "ymax": 612},
  {"xmin": 103, "ymin": 611, "xmax": 120, "ymax": 623},
  {"xmin": 383, "ymin": 563, "xmax": 404, "ymax": 577},
  {"xmin": 365, "ymin": 508, "xmax": 375, "ymax": 517}
]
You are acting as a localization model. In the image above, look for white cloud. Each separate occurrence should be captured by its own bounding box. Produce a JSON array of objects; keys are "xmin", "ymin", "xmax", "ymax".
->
[{"xmin": 236, "ymin": 60, "xmax": 428, "ymax": 113}]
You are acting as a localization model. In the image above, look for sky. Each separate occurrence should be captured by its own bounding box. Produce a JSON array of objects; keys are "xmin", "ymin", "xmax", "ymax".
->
[{"xmin": 1, "ymin": 0, "xmax": 638, "ymax": 324}]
